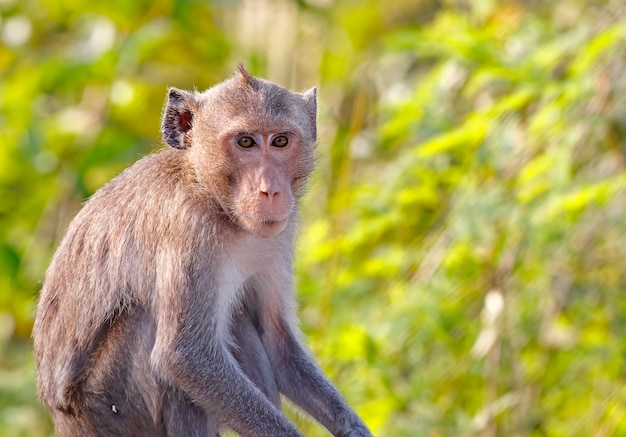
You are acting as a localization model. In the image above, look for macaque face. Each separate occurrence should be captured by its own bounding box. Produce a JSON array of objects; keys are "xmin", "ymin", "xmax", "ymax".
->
[
  {"xmin": 161, "ymin": 67, "xmax": 317, "ymax": 239},
  {"xmin": 224, "ymin": 128, "xmax": 302, "ymax": 238}
]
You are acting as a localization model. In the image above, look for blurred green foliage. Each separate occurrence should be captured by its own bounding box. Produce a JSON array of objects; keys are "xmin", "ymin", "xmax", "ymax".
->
[{"xmin": 2, "ymin": 0, "xmax": 626, "ymax": 436}]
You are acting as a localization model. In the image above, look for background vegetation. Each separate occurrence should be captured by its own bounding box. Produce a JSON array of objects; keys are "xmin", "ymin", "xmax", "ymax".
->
[{"xmin": 1, "ymin": 0, "xmax": 626, "ymax": 435}]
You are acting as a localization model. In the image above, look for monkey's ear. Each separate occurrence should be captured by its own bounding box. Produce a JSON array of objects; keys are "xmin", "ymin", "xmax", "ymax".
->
[
  {"xmin": 301, "ymin": 87, "xmax": 317, "ymax": 139},
  {"xmin": 162, "ymin": 87, "xmax": 197, "ymax": 150},
  {"xmin": 302, "ymin": 87, "xmax": 317, "ymax": 105},
  {"xmin": 301, "ymin": 87, "xmax": 317, "ymax": 117}
]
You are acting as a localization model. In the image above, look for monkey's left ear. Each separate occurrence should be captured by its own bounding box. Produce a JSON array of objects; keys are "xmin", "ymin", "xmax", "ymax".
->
[
  {"xmin": 162, "ymin": 88, "xmax": 197, "ymax": 150},
  {"xmin": 301, "ymin": 87, "xmax": 317, "ymax": 138},
  {"xmin": 301, "ymin": 87, "xmax": 317, "ymax": 115}
]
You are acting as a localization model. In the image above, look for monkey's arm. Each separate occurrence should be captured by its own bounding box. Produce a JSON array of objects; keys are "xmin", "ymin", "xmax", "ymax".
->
[
  {"xmin": 150, "ymin": 282, "xmax": 304, "ymax": 437},
  {"xmin": 254, "ymin": 278, "xmax": 373, "ymax": 437},
  {"xmin": 264, "ymin": 322, "xmax": 373, "ymax": 437}
]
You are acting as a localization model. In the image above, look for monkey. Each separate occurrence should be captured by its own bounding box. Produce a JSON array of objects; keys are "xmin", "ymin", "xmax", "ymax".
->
[{"xmin": 32, "ymin": 65, "xmax": 373, "ymax": 437}]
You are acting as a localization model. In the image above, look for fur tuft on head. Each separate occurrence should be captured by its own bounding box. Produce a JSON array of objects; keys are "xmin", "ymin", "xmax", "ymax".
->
[{"xmin": 236, "ymin": 63, "xmax": 261, "ymax": 91}]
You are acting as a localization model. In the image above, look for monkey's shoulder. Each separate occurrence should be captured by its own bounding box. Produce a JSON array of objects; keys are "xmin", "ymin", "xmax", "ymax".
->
[
  {"xmin": 104, "ymin": 149, "xmax": 189, "ymax": 191},
  {"xmin": 70, "ymin": 150, "xmax": 218, "ymax": 235},
  {"xmin": 85, "ymin": 150, "xmax": 190, "ymax": 206}
]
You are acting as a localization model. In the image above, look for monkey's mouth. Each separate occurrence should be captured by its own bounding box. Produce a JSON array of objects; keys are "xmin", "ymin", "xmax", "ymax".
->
[
  {"xmin": 235, "ymin": 211, "xmax": 291, "ymax": 238},
  {"xmin": 239, "ymin": 213, "xmax": 289, "ymax": 226}
]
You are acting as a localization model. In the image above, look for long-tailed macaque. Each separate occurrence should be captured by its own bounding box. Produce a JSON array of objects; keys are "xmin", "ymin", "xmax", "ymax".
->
[{"xmin": 33, "ymin": 65, "xmax": 373, "ymax": 437}]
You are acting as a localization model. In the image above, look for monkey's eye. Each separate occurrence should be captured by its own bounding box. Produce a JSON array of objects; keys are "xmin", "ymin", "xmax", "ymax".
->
[
  {"xmin": 237, "ymin": 136, "xmax": 256, "ymax": 148},
  {"xmin": 272, "ymin": 136, "xmax": 288, "ymax": 147}
]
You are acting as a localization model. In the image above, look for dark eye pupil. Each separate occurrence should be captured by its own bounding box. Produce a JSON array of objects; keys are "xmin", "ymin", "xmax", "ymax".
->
[
  {"xmin": 273, "ymin": 136, "xmax": 288, "ymax": 147},
  {"xmin": 238, "ymin": 137, "xmax": 254, "ymax": 148}
]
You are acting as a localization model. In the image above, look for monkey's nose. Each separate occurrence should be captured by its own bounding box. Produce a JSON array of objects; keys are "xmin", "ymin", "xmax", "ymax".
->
[
  {"xmin": 260, "ymin": 188, "xmax": 279, "ymax": 200},
  {"xmin": 259, "ymin": 176, "xmax": 280, "ymax": 200}
]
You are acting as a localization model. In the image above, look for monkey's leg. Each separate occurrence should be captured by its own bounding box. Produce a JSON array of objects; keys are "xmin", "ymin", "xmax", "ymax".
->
[
  {"xmin": 230, "ymin": 302, "xmax": 281, "ymax": 408},
  {"xmin": 161, "ymin": 385, "xmax": 219, "ymax": 437},
  {"xmin": 48, "ymin": 308, "xmax": 163, "ymax": 437}
]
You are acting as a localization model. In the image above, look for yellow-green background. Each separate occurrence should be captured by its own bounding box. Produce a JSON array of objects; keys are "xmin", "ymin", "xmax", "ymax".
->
[{"xmin": 2, "ymin": 0, "xmax": 626, "ymax": 435}]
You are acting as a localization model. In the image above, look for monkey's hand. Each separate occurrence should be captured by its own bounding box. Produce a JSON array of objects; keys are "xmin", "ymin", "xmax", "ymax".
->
[
  {"xmin": 331, "ymin": 410, "xmax": 374, "ymax": 437},
  {"xmin": 341, "ymin": 422, "xmax": 374, "ymax": 437}
]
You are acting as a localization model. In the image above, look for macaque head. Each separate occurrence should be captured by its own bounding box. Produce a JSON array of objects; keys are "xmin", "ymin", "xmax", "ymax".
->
[{"xmin": 161, "ymin": 65, "xmax": 317, "ymax": 238}]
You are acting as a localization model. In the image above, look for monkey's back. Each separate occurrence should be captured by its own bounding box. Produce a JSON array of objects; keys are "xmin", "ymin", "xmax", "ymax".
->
[{"xmin": 33, "ymin": 149, "xmax": 221, "ymax": 435}]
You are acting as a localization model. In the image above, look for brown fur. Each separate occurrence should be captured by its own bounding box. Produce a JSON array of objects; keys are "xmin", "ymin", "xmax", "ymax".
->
[{"xmin": 33, "ymin": 66, "xmax": 371, "ymax": 437}]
